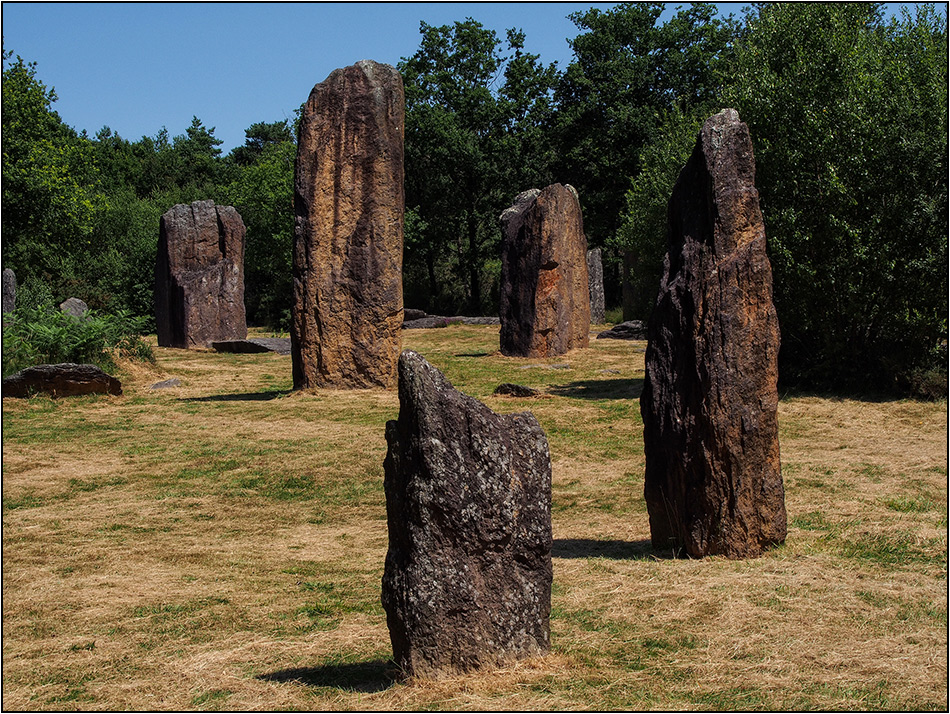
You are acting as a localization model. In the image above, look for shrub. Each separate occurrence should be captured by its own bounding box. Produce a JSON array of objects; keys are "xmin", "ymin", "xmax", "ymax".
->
[{"xmin": 2, "ymin": 302, "xmax": 154, "ymax": 378}]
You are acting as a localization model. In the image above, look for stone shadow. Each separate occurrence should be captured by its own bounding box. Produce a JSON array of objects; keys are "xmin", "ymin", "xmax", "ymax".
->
[
  {"xmin": 552, "ymin": 538, "xmax": 659, "ymax": 560},
  {"xmin": 257, "ymin": 659, "xmax": 395, "ymax": 693},
  {"xmin": 184, "ymin": 390, "xmax": 289, "ymax": 402},
  {"xmin": 548, "ymin": 378, "xmax": 643, "ymax": 400}
]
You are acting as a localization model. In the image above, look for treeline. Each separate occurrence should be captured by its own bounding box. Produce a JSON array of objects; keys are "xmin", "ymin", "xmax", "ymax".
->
[{"xmin": 2, "ymin": 3, "xmax": 946, "ymax": 393}]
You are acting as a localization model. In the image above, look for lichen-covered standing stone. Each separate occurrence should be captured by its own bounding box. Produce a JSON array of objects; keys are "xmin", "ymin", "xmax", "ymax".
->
[
  {"xmin": 640, "ymin": 109, "xmax": 786, "ymax": 559},
  {"xmin": 2, "ymin": 268, "xmax": 15, "ymax": 316},
  {"xmin": 587, "ymin": 247, "xmax": 605, "ymax": 324},
  {"xmin": 155, "ymin": 200, "xmax": 247, "ymax": 348},
  {"xmin": 291, "ymin": 60, "xmax": 404, "ymax": 389},
  {"xmin": 499, "ymin": 184, "xmax": 590, "ymax": 357},
  {"xmin": 382, "ymin": 350, "xmax": 553, "ymax": 678}
]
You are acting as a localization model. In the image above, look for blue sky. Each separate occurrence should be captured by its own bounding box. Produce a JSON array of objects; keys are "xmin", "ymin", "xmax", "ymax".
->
[{"xmin": 1, "ymin": 2, "xmax": 920, "ymax": 152}]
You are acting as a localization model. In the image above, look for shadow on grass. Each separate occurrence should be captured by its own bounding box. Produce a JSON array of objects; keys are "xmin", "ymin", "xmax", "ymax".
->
[
  {"xmin": 258, "ymin": 659, "xmax": 395, "ymax": 693},
  {"xmin": 553, "ymin": 538, "xmax": 659, "ymax": 560},
  {"xmin": 548, "ymin": 378, "xmax": 643, "ymax": 400},
  {"xmin": 455, "ymin": 351, "xmax": 493, "ymax": 358},
  {"xmin": 184, "ymin": 390, "xmax": 289, "ymax": 402}
]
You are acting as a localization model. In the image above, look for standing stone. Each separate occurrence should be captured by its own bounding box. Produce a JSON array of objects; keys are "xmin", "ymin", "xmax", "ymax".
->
[
  {"xmin": 291, "ymin": 60, "xmax": 404, "ymax": 390},
  {"xmin": 382, "ymin": 350, "xmax": 553, "ymax": 678},
  {"xmin": 587, "ymin": 247, "xmax": 605, "ymax": 324},
  {"xmin": 155, "ymin": 200, "xmax": 247, "ymax": 349},
  {"xmin": 2, "ymin": 269, "xmax": 15, "ymax": 316},
  {"xmin": 499, "ymin": 184, "xmax": 590, "ymax": 358},
  {"xmin": 640, "ymin": 109, "xmax": 786, "ymax": 559}
]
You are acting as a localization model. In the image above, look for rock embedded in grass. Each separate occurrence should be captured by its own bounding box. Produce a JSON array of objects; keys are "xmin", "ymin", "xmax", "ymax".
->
[
  {"xmin": 2, "ymin": 363, "xmax": 122, "ymax": 398},
  {"xmin": 291, "ymin": 60, "xmax": 404, "ymax": 389},
  {"xmin": 641, "ymin": 109, "xmax": 787, "ymax": 559},
  {"xmin": 382, "ymin": 350, "xmax": 553, "ymax": 678},
  {"xmin": 499, "ymin": 184, "xmax": 590, "ymax": 358}
]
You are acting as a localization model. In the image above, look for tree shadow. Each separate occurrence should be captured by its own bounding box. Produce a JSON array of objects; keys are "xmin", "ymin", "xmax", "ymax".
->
[
  {"xmin": 548, "ymin": 378, "xmax": 643, "ymax": 400},
  {"xmin": 257, "ymin": 659, "xmax": 395, "ymax": 693},
  {"xmin": 184, "ymin": 389, "xmax": 289, "ymax": 402},
  {"xmin": 552, "ymin": 538, "xmax": 663, "ymax": 560}
]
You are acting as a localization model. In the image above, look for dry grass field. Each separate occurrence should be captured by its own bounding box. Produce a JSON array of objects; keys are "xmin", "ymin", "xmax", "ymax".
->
[{"xmin": 2, "ymin": 324, "xmax": 947, "ymax": 710}]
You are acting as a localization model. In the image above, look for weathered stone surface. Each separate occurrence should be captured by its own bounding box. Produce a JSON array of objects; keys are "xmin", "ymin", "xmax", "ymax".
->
[
  {"xmin": 59, "ymin": 297, "xmax": 89, "ymax": 319},
  {"xmin": 499, "ymin": 184, "xmax": 590, "ymax": 358},
  {"xmin": 587, "ymin": 247, "xmax": 605, "ymax": 324},
  {"xmin": 3, "ymin": 363, "xmax": 122, "ymax": 398},
  {"xmin": 596, "ymin": 320, "xmax": 647, "ymax": 341},
  {"xmin": 403, "ymin": 315, "xmax": 500, "ymax": 329},
  {"xmin": 641, "ymin": 109, "xmax": 786, "ymax": 559},
  {"xmin": 404, "ymin": 308, "xmax": 428, "ymax": 322},
  {"xmin": 493, "ymin": 383, "xmax": 540, "ymax": 398},
  {"xmin": 382, "ymin": 350, "xmax": 553, "ymax": 678},
  {"xmin": 149, "ymin": 378, "xmax": 181, "ymax": 390},
  {"xmin": 2, "ymin": 268, "xmax": 15, "ymax": 315},
  {"xmin": 155, "ymin": 200, "xmax": 247, "ymax": 349},
  {"xmin": 291, "ymin": 60, "xmax": 404, "ymax": 390},
  {"xmin": 212, "ymin": 338, "xmax": 292, "ymax": 355}
]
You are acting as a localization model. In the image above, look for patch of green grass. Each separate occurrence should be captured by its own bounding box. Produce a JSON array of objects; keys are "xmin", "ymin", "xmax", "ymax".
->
[
  {"xmin": 883, "ymin": 495, "xmax": 937, "ymax": 513},
  {"xmin": 839, "ymin": 531, "xmax": 946, "ymax": 568},
  {"xmin": 790, "ymin": 510, "xmax": 830, "ymax": 530},
  {"xmin": 191, "ymin": 688, "xmax": 233, "ymax": 708}
]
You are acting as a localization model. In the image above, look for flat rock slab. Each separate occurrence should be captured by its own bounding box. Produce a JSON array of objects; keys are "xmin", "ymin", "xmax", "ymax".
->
[
  {"xmin": 3, "ymin": 363, "xmax": 122, "ymax": 398},
  {"xmin": 382, "ymin": 350, "xmax": 553, "ymax": 678},
  {"xmin": 213, "ymin": 338, "xmax": 292, "ymax": 355},
  {"xmin": 149, "ymin": 378, "xmax": 181, "ymax": 390},
  {"xmin": 403, "ymin": 316, "xmax": 500, "ymax": 329},
  {"xmin": 596, "ymin": 320, "xmax": 647, "ymax": 340}
]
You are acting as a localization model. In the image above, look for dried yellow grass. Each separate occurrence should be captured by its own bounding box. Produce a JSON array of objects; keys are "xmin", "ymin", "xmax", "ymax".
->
[{"xmin": 2, "ymin": 325, "xmax": 946, "ymax": 710}]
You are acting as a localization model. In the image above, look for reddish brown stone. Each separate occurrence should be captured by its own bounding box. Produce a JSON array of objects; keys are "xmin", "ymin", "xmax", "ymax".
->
[
  {"xmin": 2, "ymin": 363, "xmax": 122, "ymax": 398},
  {"xmin": 640, "ymin": 109, "xmax": 786, "ymax": 559},
  {"xmin": 499, "ymin": 184, "xmax": 590, "ymax": 358},
  {"xmin": 155, "ymin": 200, "xmax": 247, "ymax": 349},
  {"xmin": 291, "ymin": 60, "xmax": 404, "ymax": 390}
]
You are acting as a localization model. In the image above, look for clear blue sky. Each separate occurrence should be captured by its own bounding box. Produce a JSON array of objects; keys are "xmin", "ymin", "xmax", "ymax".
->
[{"xmin": 1, "ymin": 2, "xmax": 919, "ymax": 152}]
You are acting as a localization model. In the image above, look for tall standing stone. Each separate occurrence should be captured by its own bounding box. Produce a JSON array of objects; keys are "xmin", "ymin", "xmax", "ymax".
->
[
  {"xmin": 155, "ymin": 200, "xmax": 247, "ymax": 349},
  {"xmin": 382, "ymin": 350, "xmax": 553, "ymax": 678},
  {"xmin": 640, "ymin": 109, "xmax": 786, "ymax": 559},
  {"xmin": 2, "ymin": 268, "xmax": 15, "ymax": 316},
  {"xmin": 587, "ymin": 247, "xmax": 605, "ymax": 324},
  {"xmin": 499, "ymin": 184, "xmax": 590, "ymax": 358},
  {"xmin": 291, "ymin": 60, "xmax": 404, "ymax": 390}
]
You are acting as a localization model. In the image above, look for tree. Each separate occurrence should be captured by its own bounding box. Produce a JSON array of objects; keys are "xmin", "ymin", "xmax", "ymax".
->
[
  {"xmin": 2, "ymin": 50, "xmax": 104, "ymax": 295},
  {"xmin": 553, "ymin": 3, "xmax": 736, "ymax": 250},
  {"xmin": 399, "ymin": 19, "xmax": 559, "ymax": 314},
  {"xmin": 228, "ymin": 120, "xmax": 294, "ymax": 166},
  {"xmin": 723, "ymin": 2, "xmax": 948, "ymax": 391}
]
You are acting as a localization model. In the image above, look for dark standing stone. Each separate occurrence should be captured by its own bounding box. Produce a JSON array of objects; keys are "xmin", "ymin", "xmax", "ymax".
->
[
  {"xmin": 59, "ymin": 297, "xmax": 89, "ymax": 319},
  {"xmin": 640, "ymin": 109, "xmax": 786, "ymax": 559},
  {"xmin": 2, "ymin": 363, "xmax": 122, "ymax": 398},
  {"xmin": 382, "ymin": 350, "xmax": 553, "ymax": 678},
  {"xmin": 155, "ymin": 200, "xmax": 247, "ymax": 349},
  {"xmin": 499, "ymin": 184, "xmax": 590, "ymax": 358},
  {"xmin": 2, "ymin": 268, "xmax": 15, "ymax": 315},
  {"xmin": 292, "ymin": 60, "xmax": 404, "ymax": 390},
  {"xmin": 587, "ymin": 247, "xmax": 605, "ymax": 324}
]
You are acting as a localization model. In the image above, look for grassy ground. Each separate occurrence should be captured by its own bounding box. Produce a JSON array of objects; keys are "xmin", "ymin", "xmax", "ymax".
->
[{"xmin": 2, "ymin": 324, "xmax": 947, "ymax": 710}]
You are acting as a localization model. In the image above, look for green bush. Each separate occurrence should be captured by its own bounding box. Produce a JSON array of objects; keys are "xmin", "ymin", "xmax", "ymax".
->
[{"xmin": 2, "ymin": 302, "xmax": 154, "ymax": 378}]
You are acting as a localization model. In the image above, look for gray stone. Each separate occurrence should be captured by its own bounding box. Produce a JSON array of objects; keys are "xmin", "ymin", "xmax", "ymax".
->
[
  {"xmin": 59, "ymin": 297, "xmax": 89, "ymax": 319},
  {"xmin": 3, "ymin": 363, "xmax": 122, "ymax": 398},
  {"xmin": 404, "ymin": 308, "xmax": 428, "ymax": 322},
  {"xmin": 382, "ymin": 350, "xmax": 552, "ymax": 678},
  {"xmin": 493, "ymin": 383, "xmax": 540, "ymax": 397},
  {"xmin": 2, "ymin": 269, "xmax": 15, "ymax": 315},
  {"xmin": 587, "ymin": 247, "xmax": 605, "ymax": 324},
  {"xmin": 596, "ymin": 320, "xmax": 647, "ymax": 340},
  {"xmin": 212, "ymin": 338, "xmax": 292, "ymax": 355},
  {"xmin": 149, "ymin": 378, "xmax": 181, "ymax": 390},
  {"xmin": 403, "ymin": 315, "xmax": 501, "ymax": 329}
]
